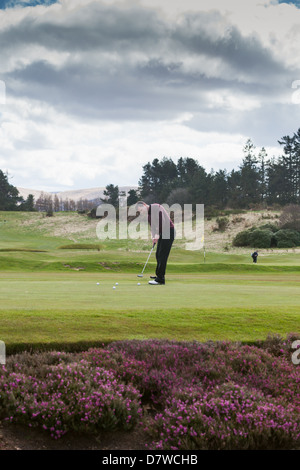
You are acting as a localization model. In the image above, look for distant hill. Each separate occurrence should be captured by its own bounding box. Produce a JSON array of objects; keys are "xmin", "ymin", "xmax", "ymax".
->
[{"xmin": 17, "ymin": 186, "xmax": 138, "ymax": 203}]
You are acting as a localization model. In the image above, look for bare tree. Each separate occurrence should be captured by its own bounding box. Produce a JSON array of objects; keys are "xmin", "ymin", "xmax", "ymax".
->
[{"xmin": 279, "ymin": 204, "xmax": 300, "ymax": 231}]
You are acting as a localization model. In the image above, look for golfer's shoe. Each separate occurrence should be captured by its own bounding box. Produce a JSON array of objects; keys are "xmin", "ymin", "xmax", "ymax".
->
[{"xmin": 148, "ymin": 279, "xmax": 165, "ymax": 285}]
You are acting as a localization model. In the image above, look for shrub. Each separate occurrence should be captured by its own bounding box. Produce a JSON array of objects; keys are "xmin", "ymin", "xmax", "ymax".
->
[
  {"xmin": 46, "ymin": 208, "xmax": 53, "ymax": 217},
  {"xmin": 231, "ymin": 216, "xmax": 245, "ymax": 224},
  {"xmin": 0, "ymin": 352, "xmax": 142, "ymax": 439},
  {"xmin": 205, "ymin": 206, "xmax": 221, "ymax": 219},
  {"xmin": 274, "ymin": 229, "xmax": 300, "ymax": 248},
  {"xmin": 233, "ymin": 224, "xmax": 283, "ymax": 248},
  {"xmin": 248, "ymin": 229, "xmax": 274, "ymax": 248},
  {"xmin": 1, "ymin": 337, "xmax": 300, "ymax": 449},
  {"xmin": 259, "ymin": 223, "xmax": 279, "ymax": 232},
  {"xmin": 215, "ymin": 217, "xmax": 230, "ymax": 232},
  {"xmin": 146, "ymin": 385, "xmax": 300, "ymax": 450},
  {"xmin": 233, "ymin": 228, "xmax": 274, "ymax": 248},
  {"xmin": 232, "ymin": 230, "xmax": 251, "ymax": 247}
]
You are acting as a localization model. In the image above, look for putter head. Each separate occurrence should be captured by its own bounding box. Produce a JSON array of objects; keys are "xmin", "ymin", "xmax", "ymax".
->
[{"xmin": 137, "ymin": 274, "xmax": 143, "ymax": 278}]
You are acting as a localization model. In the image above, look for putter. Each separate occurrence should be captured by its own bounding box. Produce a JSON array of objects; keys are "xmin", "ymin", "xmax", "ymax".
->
[{"xmin": 137, "ymin": 243, "xmax": 155, "ymax": 278}]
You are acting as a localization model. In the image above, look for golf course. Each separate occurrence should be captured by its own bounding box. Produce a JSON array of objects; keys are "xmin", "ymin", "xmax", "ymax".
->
[
  {"xmin": 1, "ymin": 209, "xmax": 300, "ymax": 352},
  {"xmin": 1, "ymin": 209, "xmax": 300, "ymax": 451}
]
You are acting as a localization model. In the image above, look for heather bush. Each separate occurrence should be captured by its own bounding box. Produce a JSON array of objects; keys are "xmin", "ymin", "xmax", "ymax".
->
[
  {"xmin": 108, "ymin": 339, "xmax": 300, "ymax": 449},
  {"xmin": 0, "ymin": 336, "xmax": 299, "ymax": 449},
  {"xmin": 146, "ymin": 384, "xmax": 300, "ymax": 450},
  {"xmin": 0, "ymin": 352, "xmax": 142, "ymax": 439}
]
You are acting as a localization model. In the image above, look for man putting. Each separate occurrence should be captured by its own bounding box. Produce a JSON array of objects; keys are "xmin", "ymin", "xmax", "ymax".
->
[{"xmin": 136, "ymin": 201, "xmax": 175, "ymax": 285}]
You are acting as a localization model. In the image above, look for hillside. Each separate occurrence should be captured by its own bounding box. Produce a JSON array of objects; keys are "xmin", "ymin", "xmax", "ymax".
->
[
  {"xmin": 0, "ymin": 208, "xmax": 284, "ymax": 254},
  {"xmin": 17, "ymin": 186, "xmax": 138, "ymax": 203}
]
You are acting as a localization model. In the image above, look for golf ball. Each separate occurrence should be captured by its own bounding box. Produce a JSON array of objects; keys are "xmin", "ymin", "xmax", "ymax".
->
[
  {"xmin": 113, "ymin": 286, "xmax": 116, "ymax": 289},
  {"xmin": 96, "ymin": 282, "xmax": 100, "ymax": 285},
  {"xmin": 137, "ymin": 282, "xmax": 141, "ymax": 286},
  {"xmin": 115, "ymin": 282, "xmax": 119, "ymax": 285}
]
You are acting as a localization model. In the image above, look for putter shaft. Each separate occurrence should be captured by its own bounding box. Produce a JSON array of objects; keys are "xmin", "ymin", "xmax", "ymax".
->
[{"xmin": 138, "ymin": 243, "xmax": 155, "ymax": 277}]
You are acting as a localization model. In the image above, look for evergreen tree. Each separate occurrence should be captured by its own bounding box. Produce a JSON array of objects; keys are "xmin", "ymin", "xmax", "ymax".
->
[
  {"xmin": 258, "ymin": 147, "xmax": 268, "ymax": 204},
  {"xmin": 278, "ymin": 134, "xmax": 297, "ymax": 202},
  {"xmin": 0, "ymin": 170, "xmax": 22, "ymax": 210},
  {"xmin": 176, "ymin": 157, "xmax": 199, "ymax": 188},
  {"xmin": 127, "ymin": 189, "xmax": 139, "ymax": 206},
  {"xmin": 239, "ymin": 139, "xmax": 260, "ymax": 207},
  {"xmin": 210, "ymin": 170, "xmax": 229, "ymax": 208},
  {"xmin": 19, "ymin": 194, "xmax": 35, "ymax": 211},
  {"xmin": 138, "ymin": 157, "xmax": 177, "ymax": 202},
  {"xmin": 227, "ymin": 169, "xmax": 242, "ymax": 208},
  {"xmin": 101, "ymin": 184, "xmax": 120, "ymax": 208},
  {"xmin": 189, "ymin": 165, "xmax": 210, "ymax": 204},
  {"xmin": 267, "ymin": 156, "xmax": 291, "ymax": 205}
]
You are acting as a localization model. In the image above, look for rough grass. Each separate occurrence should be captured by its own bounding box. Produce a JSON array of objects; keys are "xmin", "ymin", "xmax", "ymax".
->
[{"xmin": 0, "ymin": 209, "xmax": 283, "ymax": 254}]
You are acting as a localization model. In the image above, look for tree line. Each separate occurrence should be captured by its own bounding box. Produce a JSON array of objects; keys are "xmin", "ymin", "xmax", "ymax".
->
[
  {"xmin": 129, "ymin": 129, "xmax": 300, "ymax": 209},
  {"xmin": 34, "ymin": 193, "xmax": 97, "ymax": 214},
  {"xmin": 2, "ymin": 128, "xmax": 300, "ymax": 212},
  {"xmin": 0, "ymin": 171, "xmax": 97, "ymax": 214},
  {"xmin": 134, "ymin": 130, "xmax": 300, "ymax": 209}
]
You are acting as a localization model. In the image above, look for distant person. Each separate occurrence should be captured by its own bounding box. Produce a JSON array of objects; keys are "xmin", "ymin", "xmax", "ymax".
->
[
  {"xmin": 136, "ymin": 201, "xmax": 175, "ymax": 285},
  {"xmin": 251, "ymin": 251, "xmax": 258, "ymax": 263}
]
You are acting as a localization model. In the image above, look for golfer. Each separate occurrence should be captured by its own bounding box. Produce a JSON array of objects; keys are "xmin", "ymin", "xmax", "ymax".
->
[
  {"xmin": 136, "ymin": 201, "xmax": 175, "ymax": 285},
  {"xmin": 251, "ymin": 251, "xmax": 258, "ymax": 263}
]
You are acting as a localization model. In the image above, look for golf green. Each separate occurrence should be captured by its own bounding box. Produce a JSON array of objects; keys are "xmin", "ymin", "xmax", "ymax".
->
[{"xmin": 1, "ymin": 271, "xmax": 299, "ymax": 350}]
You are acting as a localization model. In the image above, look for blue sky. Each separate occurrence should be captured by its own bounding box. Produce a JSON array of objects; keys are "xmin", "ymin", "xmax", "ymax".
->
[
  {"xmin": 278, "ymin": 0, "xmax": 300, "ymax": 4},
  {"xmin": 0, "ymin": 0, "xmax": 57, "ymax": 8},
  {"xmin": 0, "ymin": 0, "xmax": 300, "ymax": 191}
]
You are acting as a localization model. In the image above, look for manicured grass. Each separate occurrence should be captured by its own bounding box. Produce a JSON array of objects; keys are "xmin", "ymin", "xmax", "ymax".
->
[
  {"xmin": 2, "ymin": 271, "xmax": 300, "ymax": 310},
  {"xmin": 1, "ymin": 272, "xmax": 299, "ymax": 351}
]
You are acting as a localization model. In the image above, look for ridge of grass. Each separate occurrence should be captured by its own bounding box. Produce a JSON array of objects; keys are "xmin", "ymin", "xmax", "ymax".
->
[{"xmin": 2, "ymin": 306, "xmax": 299, "ymax": 355}]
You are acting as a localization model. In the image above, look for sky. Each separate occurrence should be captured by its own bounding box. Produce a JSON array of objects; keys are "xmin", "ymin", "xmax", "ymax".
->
[{"xmin": 0, "ymin": 0, "xmax": 300, "ymax": 191}]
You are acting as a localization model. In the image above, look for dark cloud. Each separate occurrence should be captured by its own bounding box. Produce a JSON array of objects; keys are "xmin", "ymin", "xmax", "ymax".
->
[
  {"xmin": 171, "ymin": 12, "xmax": 286, "ymax": 81},
  {"xmin": 0, "ymin": 3, "xmax": 164, "ymax": 52},
  {"xmin": 3, "ymin": 5, "xmax": 290, "ymax": 116},
  {"xmin": 1, "ymin": 1, "xmax": 300, "ymax": 151}
]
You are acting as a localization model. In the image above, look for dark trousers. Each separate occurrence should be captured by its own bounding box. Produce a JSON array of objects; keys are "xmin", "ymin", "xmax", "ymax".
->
[{"xmin": 155, "ymin": 228, "xmax": 175, "ymax": 283}]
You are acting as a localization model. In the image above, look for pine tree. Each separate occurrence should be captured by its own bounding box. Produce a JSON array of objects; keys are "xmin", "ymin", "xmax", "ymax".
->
[
  {"xmin": 239, "ymin": 139, "xmax": 260, "ymax": 207},
  {"xmin": 101, "ymin": 184, "xmax": 120, "ymax": 208},
  {"xmin": 0, "ymin": 170, "xmax": 22, "ymax": 210}
]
